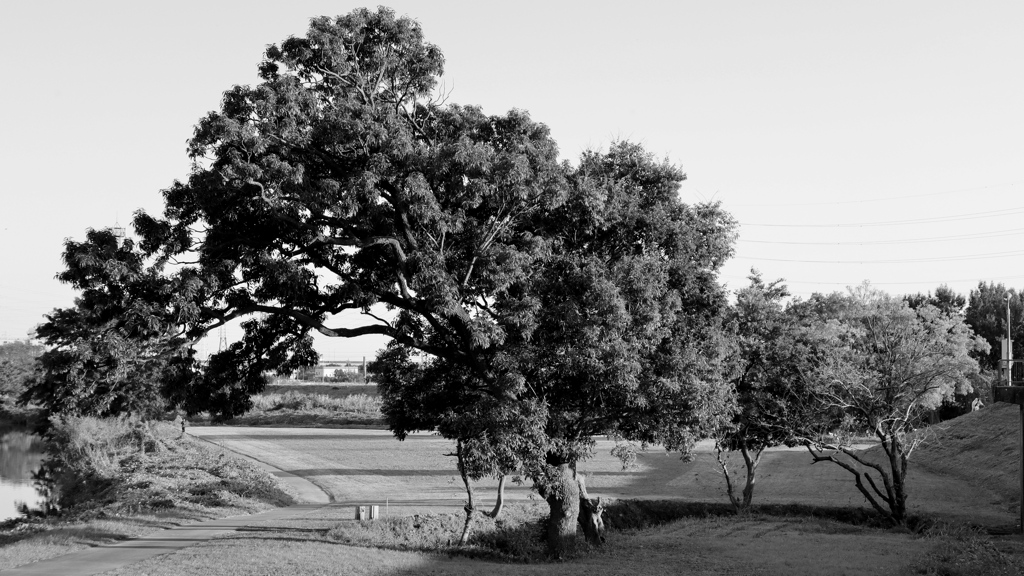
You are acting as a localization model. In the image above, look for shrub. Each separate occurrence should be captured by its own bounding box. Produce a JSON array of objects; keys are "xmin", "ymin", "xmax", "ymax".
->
[{"xmin": 326, "ymin": 502, "xmax": 548, "ymax": 561}]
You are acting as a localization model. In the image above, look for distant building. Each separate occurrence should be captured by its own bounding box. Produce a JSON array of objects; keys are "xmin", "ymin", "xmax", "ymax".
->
[{"xmin": 316, "ymin": 361, "xmax": 361, "ymax": 378}]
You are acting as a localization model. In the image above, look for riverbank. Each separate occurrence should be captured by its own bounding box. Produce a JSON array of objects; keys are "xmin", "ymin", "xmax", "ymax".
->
[
  {"xmin": 0, "ymin": 406, "xmax": 41, "ymax": 436},
  {"xmin": 0, "ymin": 417, "xmax": 296, "ymax": 571}
]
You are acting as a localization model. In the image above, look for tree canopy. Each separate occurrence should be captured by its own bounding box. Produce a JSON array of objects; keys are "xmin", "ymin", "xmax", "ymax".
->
[
  {"xmin": 24, "ymin": 229, "xmax": 193, "ymax": 423},
  {"xmin": 34, "ymin": 8, "xmax": 738, "ymax": 552},
  {"xmin": 714, "ymin": 271, "xmax": 830, "ymax": 512},
  {"xmin": 373, "ymin": 141, "xmax": 736, "ymax": 551},
  {"xmin": 804, "ymin": 285, "xmax": 988, "ymax": 525},
  {"xmin": 965, "ymin": 281, "xmax": 1023, "ymax": 371}
]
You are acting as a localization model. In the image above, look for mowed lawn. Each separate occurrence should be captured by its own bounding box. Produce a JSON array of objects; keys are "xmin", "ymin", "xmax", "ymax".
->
[
  {"xmin": 190, "ymin": 425, "xmax": 1017, "ymax": 527},
  {"xmin": 110, "ymin": 406, "xmax": 1024, "ymax": 575},
  {"xmin": 98, "ymin": 504, "xmax": 932, "ymax": 576}
]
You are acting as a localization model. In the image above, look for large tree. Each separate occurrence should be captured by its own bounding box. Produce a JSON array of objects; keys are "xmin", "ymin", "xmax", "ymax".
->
[
  {"xmin": 130, "ymin": 8, "xmax": 568, "ymax": 416},
  {"xmin": 375, "ymin": 142, "xmax": 736, "ymax": 553},
  {"xmin": 804, "ymin": 285, "xmax": 988, "ymax": 525},
  {"xmin": 39, "ymin": 8, "xmax": 736, "ymax": 552}
]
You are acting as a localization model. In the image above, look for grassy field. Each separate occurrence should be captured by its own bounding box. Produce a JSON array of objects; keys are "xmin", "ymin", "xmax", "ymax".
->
[
  {"xmin": 94, "ymin": 502, "xmax": 1024, "ymax": 576},
  {"xmin": 172, "ymin": 405, "xmax": 1024, "ymax": 575},
  {"xmin": 8, "ymin": 403, "xmax": 1024, "ymax": 574}
]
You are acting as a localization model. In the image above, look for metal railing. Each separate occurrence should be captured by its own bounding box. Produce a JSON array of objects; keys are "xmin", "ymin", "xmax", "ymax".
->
[{"xmin": 1000, "ymin": 359, "xmax": 1024, "ymax": 384}]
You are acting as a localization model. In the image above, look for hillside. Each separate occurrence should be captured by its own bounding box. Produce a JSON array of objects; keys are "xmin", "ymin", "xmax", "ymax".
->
[{"xmin": 916, "ymin": 402, "xmax": 1020, "ymax": 508}]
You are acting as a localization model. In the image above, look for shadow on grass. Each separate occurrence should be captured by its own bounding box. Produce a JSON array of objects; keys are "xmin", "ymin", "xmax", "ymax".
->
[
  {"xmin": 320, "ymin": 499, "xmax": 912, "ymax": 564},
  {"xmin": 283, "ymin": 468, "xmax": 458, "ymax": 477},
  {"xmin": 194, "ymin": 433, "xmax": 394, "ymax": 442}
]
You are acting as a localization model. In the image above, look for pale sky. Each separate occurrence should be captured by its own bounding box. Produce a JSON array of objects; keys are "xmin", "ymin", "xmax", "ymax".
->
[{"xmin": 2, "ymin": 1, "xmax": 1022, "ymax": 360}]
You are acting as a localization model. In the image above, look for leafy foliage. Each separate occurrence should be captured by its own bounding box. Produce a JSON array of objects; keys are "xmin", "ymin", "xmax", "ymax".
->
[
  {"xmin": 0, "ymin": 341, "xmax": 42, "ymax": 406},
  {"xmin": 35, "ymin": 8, "xmax": 737, "ymax": 550},
  {"xmin": 964, "ymin": 281, "xmax": 1023, "ymax": 371},
  {"xmin": 904, "ymin": 284, "xmax": 966, "ymax": 316},
  {"xmin": 22, "ymin": 230, "xmax": 193, "ymax": 423},
  {"xmin": 805, "ymin": 284, "xmax": 989, "ymax": 525},
  {"xmin": 714, "ymin": 271, "xmax": 832, "ymax": 511}
]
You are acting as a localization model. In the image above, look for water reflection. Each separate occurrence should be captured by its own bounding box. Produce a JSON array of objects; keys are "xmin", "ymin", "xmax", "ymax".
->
[{"xmin": 0, "ymin": 432, "xmax": 46, "ymax": 521}]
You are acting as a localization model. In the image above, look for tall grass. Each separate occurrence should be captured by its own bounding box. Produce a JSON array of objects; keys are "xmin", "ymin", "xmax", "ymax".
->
[
  {"xmin": 250, "ymin": 390, "xmax": 381, "ymax": 414},
  {"xmin": 41, "ymin": 415, "xmax": 294, "ymax": 515}
]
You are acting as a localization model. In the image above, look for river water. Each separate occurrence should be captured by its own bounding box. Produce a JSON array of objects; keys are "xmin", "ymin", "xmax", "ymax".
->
[{"xmin": 0, "ymin": 431, "xmax": 46, "ymax": 522}]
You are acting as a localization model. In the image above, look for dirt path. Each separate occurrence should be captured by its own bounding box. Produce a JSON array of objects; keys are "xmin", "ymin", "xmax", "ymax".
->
[{"xmin": 190, "ymin": 427, "xmax": 1016, "ymax": 527}]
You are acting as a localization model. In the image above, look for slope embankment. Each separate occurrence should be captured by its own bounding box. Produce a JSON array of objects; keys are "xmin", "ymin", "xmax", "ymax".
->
[{"xmin": 916, "ymin": 402, "xmax": 1021, "ymax": 511}]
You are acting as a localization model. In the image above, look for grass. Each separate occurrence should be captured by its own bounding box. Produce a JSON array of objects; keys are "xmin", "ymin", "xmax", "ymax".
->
[
  {"xmin": 189, "ymin": 381, "xmax": 385, "ymax": 428},
  {"xmin": 11, "ymin": 402, "xmax": 1024, "ymax": 574},
  {"xmin": 915, "ymin": 402, "xmax": 1020, "ymax": 507},
  {"xmin": 327, "ymin": 501, "xmax": 549, "ymax": 561},
  {"xmin": 94, "ymin": 500, "xmax": 1014, "ymax": 576},
  {"xmin": 0, "ymin": 415, "xmax": 296, "ymax": 571}
]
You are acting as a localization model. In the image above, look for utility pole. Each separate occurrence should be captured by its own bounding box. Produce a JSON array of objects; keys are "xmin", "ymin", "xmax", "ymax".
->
[
  {"xmin": 1008, "ymin": 294, "xmax": 1014, "ymax": 387},
  {"xmin": 1011, "ymin": 294, "xmax": 1023, "ymax": 534},
  {"xmin": 994, "ymin": 294, "xmax": 1024, "ymax": 532}
]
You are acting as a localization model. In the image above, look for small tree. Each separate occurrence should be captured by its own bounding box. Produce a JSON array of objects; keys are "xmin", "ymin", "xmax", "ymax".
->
[
  {"xmin": 372, "ymin": 345, "xmax": 546, "ymax": 545},
  {"xmin": 714, "ymin": 272, "xmax": 828, "ymax": 513},
  {"xmin": 804, "ymin": 285, "xmax": 988, "ymax": 525}
]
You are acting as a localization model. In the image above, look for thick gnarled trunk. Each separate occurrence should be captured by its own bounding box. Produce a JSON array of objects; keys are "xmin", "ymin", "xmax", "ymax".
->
[
  {"xmin": 539, "ymin": 462, "xmax": 607, "ymax": 556},
  {"xmin": 543, "ymin": 461, "xmax": 580, "ymax": 557},
  {"xmin": 805, "ymin": 431, "xmax": 911, "ymax": 527}
]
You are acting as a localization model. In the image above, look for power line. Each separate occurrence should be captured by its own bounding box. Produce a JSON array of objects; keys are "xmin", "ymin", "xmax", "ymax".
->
[
  {"xmin": 733, "ymin": 250, "xmax": 1024, "ymax": 264},
  {"xmin": 721, "ymin": 274, "xmax": 1024, "ymax": 287},
  {"xmin": 740, "ymin": 206, "xmax": 1024, "ymax": 228},
  {"xmin": 729, "ymin": 181, "xmax": 1022, "ymax": 208},
  {"xmin": 739, "ymin": 227, "xmax": 1024, "ymax": 246}
]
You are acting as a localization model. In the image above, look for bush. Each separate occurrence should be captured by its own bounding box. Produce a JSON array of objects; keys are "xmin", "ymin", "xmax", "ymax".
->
[{"xmin": 326, "ymin": 502, "xmax": 548, "ymax": 561}]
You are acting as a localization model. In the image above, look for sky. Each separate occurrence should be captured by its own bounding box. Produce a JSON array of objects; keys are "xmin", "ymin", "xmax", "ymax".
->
[{"xmin": 2, "ymin": 1, "xmax": 1022, "ymax": 360}]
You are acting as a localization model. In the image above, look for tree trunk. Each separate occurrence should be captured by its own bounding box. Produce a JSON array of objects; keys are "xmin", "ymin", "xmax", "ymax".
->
[
  {"xmin": 739, "ymin": 443, "xmax": 763, "ymax": 511},
  {"xmin": 886, "ymin": 438, "xmax": 909, "ymax": 526},
  {"xmin": 486, "ymin": 476, "xmax": 506, "ymax": 519},
  {"xmin": 576, "ymin": 474, "xmax": 605, "ymax": 545},
  {"xmin": 456, "ymin": 440, "xmax": 476, "ymax": 545},
  {"xmin": 543, "ymin": 461, "xmax": 580, "ymax": 558}
]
